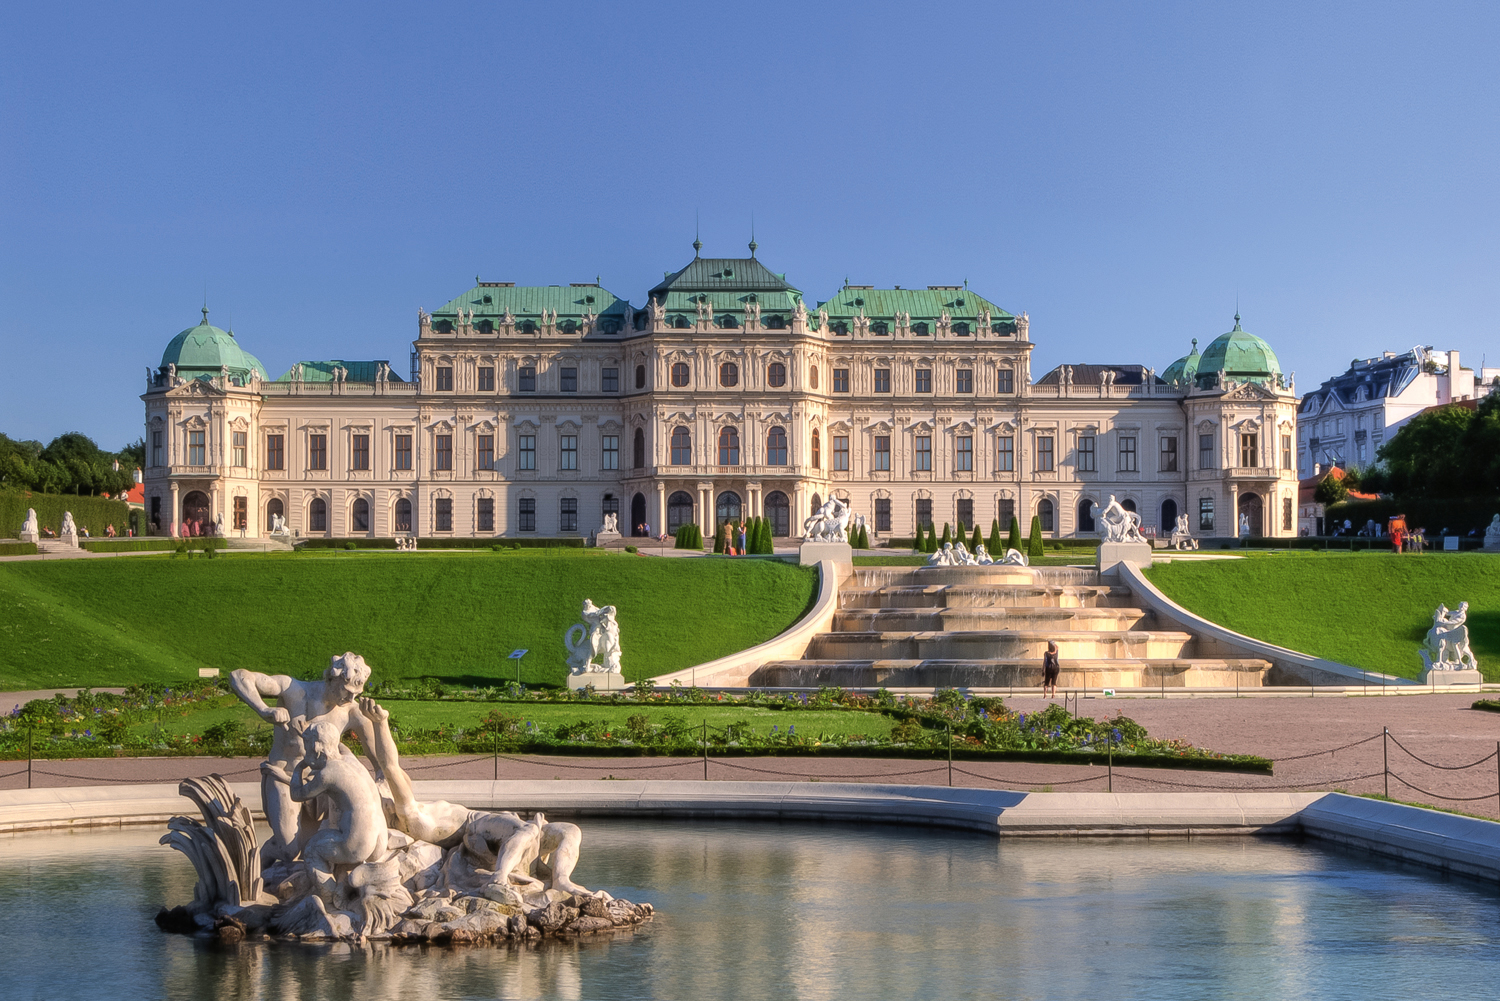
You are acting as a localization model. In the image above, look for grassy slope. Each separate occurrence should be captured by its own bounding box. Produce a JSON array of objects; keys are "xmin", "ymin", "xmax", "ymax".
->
[
  {"xmin": 1145, "ymin": 553, "xmax": 1500, "ymax": 680},
  {"xmin": 0, "ymin": 550, "xmax": 817, "ymax": 690}
]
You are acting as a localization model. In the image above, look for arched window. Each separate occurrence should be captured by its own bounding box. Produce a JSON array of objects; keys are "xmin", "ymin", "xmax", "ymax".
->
[
  {"xmin": 719, "ymin": 362, "xmax": 739, "ymax": 387},
  {"xmin": 764, "ymin": 314, "xmax": 785, "ymax": 329},
  {"xmin": 1078, "ymin": 500, "xmax": 1096, "ymax": 533},
  {"xmin": 768, "ymin": 362, "xmax": 786, "ymax": 388},
  {"xmin": 831, "ymin": 321, "xmax": 848, "ymax": 336},
  {"xmin": 870, "ymin": 321, "xmax": 889, "ymax": 336},
  {"xmin": 633, "ymin": 428, "xmax": 646, "ymax": 469},
  {"xmin": 265, "ymin": 498, "xmax": 284, "ymax": 532},
  {"xmin": 310, "ymin": 497, "xmax": 328, "ymax": 533},
  {"xmin": 667, "ymin": 491, "xmax": 694, "ymax": 533},
  {"xmin": 718, "ymin": 427, "xmax": 740, "ymax": 465},
  {"xmin": 810, "ymin": 492, "xmax": 822, "ymax": 516},
  {"xmin": 953, "ymin": 321, "xmax": 971, "ymax": 336},
  {"xmin": 719, "ymin": 314, "xmax": 739, "ymax": 329},
  {"xmin": 352, "ymin": 497, "xmax": 370, "ymax": 533},
  {"xmin": 766, "ymin": 426, "xmax": 788, "ymax": 465},
  {"xmin": 810, "ymin": 365, "xmax": 819, "ymax": 389},
  {"xmin": 671, "ymin": 362, "xmax": 690, "ymax": 387},
  {"xmin": 395, "ymin": 497, "xmax": 412, "ymax": 533},
  {"xmin": 1038, "ymin": 498, "xmax": 1054, "ymax": 533},
  {"xmin": 716, "ymin": 491, "xmax": 742, "ymax": 525},
  {"xmin": 1122, "ymin": 499, "xmax": 1137, "ymax": 513},
  {"xmin": 671, "ymin": 427, "xmax": 692, "ymax": 465},
  {"xmin": 811, "ymin": 429, "xmax": 821, "ymax": 468},
  {"xmin": 1161, "ymin": 498, "xmax": 1178, "ymax": 532},
  {"xmin": 634, "ymin": 364, "xmax": 646, "ymax": 389},
  {"xmin": 765, "ymin": 491, "xmax": 790, "ymax": 537},
  {"xmin": 912, "ymin": 321, "xmax": 929, "ymax": 336}
]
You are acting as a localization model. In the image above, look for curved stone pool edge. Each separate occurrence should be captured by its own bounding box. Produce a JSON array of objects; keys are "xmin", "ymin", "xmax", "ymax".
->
[{"xmin": 2, "ymin": 782, "xmax": 1496, "ymax": 884}]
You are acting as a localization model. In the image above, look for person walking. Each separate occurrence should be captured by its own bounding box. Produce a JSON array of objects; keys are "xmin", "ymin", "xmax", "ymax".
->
[
  {"xmin": 1042, "ymin": 640, "xmax": 1060, "ymax": 699},
  {"xmin": 738, "ymin": 522, "xmax": 747, "ymax": 554}
]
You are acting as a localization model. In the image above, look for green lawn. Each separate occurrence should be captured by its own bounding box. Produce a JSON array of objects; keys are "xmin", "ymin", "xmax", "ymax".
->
[
  {"xmin": 0, "ymin": 550, "xmax": 817, "ymax": 690},
  {"xmin": 1145, "ymin": 552, "xmax": 1500, "ymax": 680}
]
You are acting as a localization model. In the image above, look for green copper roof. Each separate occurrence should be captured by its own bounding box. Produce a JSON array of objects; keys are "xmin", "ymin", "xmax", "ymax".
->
[
  {"xmin": 1161, "ymin": 338, "xmax": 1201, "ymax": 387},
  {"xmin": 159, "ymin": 308, "xmax": 269, "ymax": 382},
  {"xmin": 817, "ymin": 286, "xmax": 1013, "ymax": 322},
  {"xmin": 432, "ymin": 282, "xmax": 628, "ymax": 321},
  {"xmin": 650, "ymin": 255, "xmax": 801, "ymax": 297},
  {"xmin": 648, "ymin": 254, "xmax": 806, "ymax": 328},
  {"xmin": 273, "ymin": 360, "xmax": 404, "ymax": 383},
  {"xmin": 1195, "ymin": 315, "xmax": 1282, "ymax": 388}
]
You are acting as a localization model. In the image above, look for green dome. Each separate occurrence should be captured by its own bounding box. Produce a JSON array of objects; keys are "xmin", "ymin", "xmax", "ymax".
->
[
  {"xmin": 1162, "ymin": 338, "xmax": 1201, "ymax": 387},
  {"xmin": 1195, "ymin": 314, "xmax": 1281, "ymax": 388},
  {"xmin": 159, "ymin": 308, "xmax": 269, "ymax": 384}
]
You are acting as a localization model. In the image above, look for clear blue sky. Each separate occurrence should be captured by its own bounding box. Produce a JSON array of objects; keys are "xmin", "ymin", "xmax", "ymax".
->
[{"xmin": 3, "ymin": 0, "xmax": 1498, "ymax": 447}]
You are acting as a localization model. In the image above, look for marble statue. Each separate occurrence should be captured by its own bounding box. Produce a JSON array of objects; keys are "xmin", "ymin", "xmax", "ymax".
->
[
  {"xmin": 564, "ymin": 599, "xmax": 622, "ymax": 676},
  {"xmin": 19, "ymin": 508, "xmax": 39, "ymax": 544},
  {"xmin": 1239, "ymin": 512, "xmax": 1251, "ymax": 539},
  {"xmin": 1170, "ymin": 513, "xmax": 1198, "ymax": 551},
  {"xmin": 925, "ymin": 542, "xmax": 956, "ymax": 566},
  {"xmin": 396, "ymin": 536, "xmax": 418, "ymax": 551},
  {"xmin": 59, "ymin": 511, "xmax": 78, "ymax": 546},
  {"xmin": 1097, "ymin": 496, "xmax": 1145, "ymax": 544},
  {"xmin": 269, "ymin": 514, "xmax": 290, "ymax": 538},
  {"xmin": 1484, "ymin": 514, "xmax": 1500, "ymax": 551},
  {"xmin": 974, "ymin": 543, "xmax": 994, "ymax": 564},
  {"xmin": 601, "ymin": 512, "xmax": 619, "ymax": 534},
  {"xmin": 953, "ymin": 541, "xmax": 975, "ymax": 565},
  {"xmin": 1421, "ymin": 602, "xmax": 1479, "ymax": 673},
  {"xmin": 163, "ymin": 651, "xmax": 652, "ymax": 943},
  {"xmin": 803, "ymin": 496, "xmax": 852, "ymax": 543},
  {"xmin": 999, "ymin": 548, "xmax": 1029, "ymax": 566}
]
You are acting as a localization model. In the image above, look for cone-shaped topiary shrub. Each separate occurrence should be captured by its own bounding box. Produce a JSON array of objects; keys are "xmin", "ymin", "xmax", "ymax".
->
[
  {"xmin": 1027, "ymin": 516, "xmax": 1045, "ymax": 563},
  {"xmin": 941, "ymin": 523, "xmax": 952, "ymax": 547},
  {"xmin": 988, "ymin": 518, "xmax": 1002, "ymax": 554},
  {"xmin": 971, "ymin": 526, "xmax": 983, "ymax": 551},
  {"xmin": 1006, "ymin": 517, "xmax": 1022, "ymax": 554}
]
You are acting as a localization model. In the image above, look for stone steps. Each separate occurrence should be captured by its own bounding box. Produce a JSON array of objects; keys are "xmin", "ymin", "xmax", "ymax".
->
[
  {"xmin": 806, "ymin": 628, "xmax": 1196, "ymax": 661},
  {"xmin": 838, "ymin": 584, "xmax": 1134, "ymax": 609},
  {"xmin": 833, "ymin": 606, "xmax": 1149, "ymax": 633},
  {"xmin": 753, "ymin": 657, "xmax": 1272, "ymax": 689}
]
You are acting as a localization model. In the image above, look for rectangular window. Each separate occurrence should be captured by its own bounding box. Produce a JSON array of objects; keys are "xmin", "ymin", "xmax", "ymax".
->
[
  {"xmin": 1199, "ymin": 498, "xmax": 1215, "ymax": 533},
  {"xmin": 266, "ymin": 434, "xmax": 284, "ymax": 470},
  {"xmin": 833, "ymin": 436, "xmax": 850, "ymax": 471},
  {"xmin": 518, "ymin": 366, "xmax": 536, "ymax": 392},
  {"xmin": 998, "ymin": 498, "xmax": 1015, "ymax": 529},
  {"xmin": 956, "ymin": 498, "xmax": 973, "ymax": 527},
  {"xmin": 833, "ymin": 368, "xmax": 850, "ymax": 393},
  {"xmin": 956, "ymin": 369, "xmax": 973, "ymax": 394},
  {"xmin": 1036, "ymin": 436, "xmax": 1054, "ymax": 472},
  {"xmin": 351, "ymin": 434, "xmax": 369, "ymax": 471},
  {"xmin": 308, "ymin": 434, "xmax": 326, "ymax": 470},
  {"xmin": 916, "ymin": 498, "xmax": 933, "ymax": 530},
  {"xmin": 874, "ymin": 369, "xmax": 891, "ymax": 393},
  {"xmin": 1200, "ymin": 433, "xmax": 1215, "ymax": 469},
  {"xmin": 1281, "ymin": 434, "xmax": 1292, "ymax": 470},
  {"xmin": 1119, "ymin": 436, "xmax": 1137, "ymax": 473},
  {"xmin": 997, "ymin": 368, "xmax": 1015, "ymax": 394},
  {"xmin": 394, "ymin": 434, "xmax": 412, "ymax": 470},
  {"xmin": 1161, "ymin": 436, "xmax": 1179, "ymax": 473},
  {"xmin": 875, "ymin": 498, "xmax": 891, "ymax": 532},
  {"xmin": 955, "ymin": 435, "xmax": 972, "ymax": 471},
  {"xmin": 1283, "ymin": 496, "xmax": 1293, "ymax": 531},
  {"xmin": 519, "ymin": 435, "xmax": 536, "ymax": 470},
  {"xmin": 150, "ymin": 430, "xmax": 163, "ymax": 467},
  {"xmin": 1240, "ymin": 433, "xmax": 1258, "ymax": 469},
  {"xmin": 1077, "ymin": 436, "xmax": 1095, "ymax": 472},
  {"xmin": 913, "ymin": 435, "xmax": 931, "ymax": 471},
  {"xmin": 560, "ymin": 435, "xmax": 578, "ymax": 470},
  {"xmin": 188, "ymin": 430, "xmax": 206, "ymax": 466},
  {"xmin": 561, "ymin": 367, "xmax": 578, "ymax": 393},
  {"xmin": 435, "ymin": 497, "xmax": 452, "ymax": 532},
  {"xmin": 478, "ymin": 367, "xmax": 495, "ymax": 392},
  {"xmin": 232, "ymin": 496, "xmax": 247, "ymax": 531},
  {"xmin": 915, "ymin": 369, "xmax": 932, "ymax": 394},
  {"xmin": 478, "ymin": 497, "xmax": 494, "ymax": 532},
  {"xmin": 519, "ymin": 497, "xmax": 536, "ymax": 532},
  {"xmin": 602, "ymin": 368, "xmax": 619, "ymax": 393},
  {"xmin": 560, "ymin": 497, "xmax": 578, "ymax": 533},
  {"xmin": 996, "ymin": 436, "xmax": 1014, "ymax": 472},
  {"xmin": 602, "ymin": 435, "xmax": 619, "ymax": 470},
  {"xmin": 434, "ymin": 434, "xmax": 453, "ymax": 471},
  {"xmin": 232, "ymin": 431, "xmax": 247, "ymax": 467},
  {"xmin": 874, "ymin": 436, "xmax": 891, "ymax": 471},
  {"xmin": 435, "ymin": 367, "xmax": 453, "ymax": 392},
  {"xmin": 477, "ymin": 434, "xmax": 495, "ymax": 470}
]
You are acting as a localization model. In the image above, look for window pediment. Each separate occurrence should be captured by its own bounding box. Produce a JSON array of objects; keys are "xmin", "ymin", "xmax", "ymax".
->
[
  {"xmin": 514, "ymin": 420, "xmax": 539, "ymax": 432},
  {"xmin": 827, "ymin": 420, "xmax": 852, "ymax": 434}
]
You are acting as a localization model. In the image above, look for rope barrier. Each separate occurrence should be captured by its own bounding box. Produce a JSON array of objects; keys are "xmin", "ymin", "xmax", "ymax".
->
[
  {"xmin": 1386, "ymin": 772, "xmax": 1500, "ymax": 803},
  {"xmin": 496, "ymin": 754, "xmax": 699, "ymax": 772},
  {"xmin": 1118, "ymin": 770, "xmax": 1387, "ymax": 791},
  {"xmin": 950, "ymin": 765, "xmax": 1103, "ymax": 786},
  {"xmin": 1271, "ymin": 733, "xmax": 1383, "ymax": 762},
  {"xmin": 711, "ymin": 759, "xmax": 947, "ymax": 780},
  {"xmin": 1385, "ymin": 735, "xmax": 1497, "ymax": 771}
]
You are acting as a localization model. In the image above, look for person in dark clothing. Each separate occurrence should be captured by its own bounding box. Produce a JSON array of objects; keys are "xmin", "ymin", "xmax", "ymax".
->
[{"xmin": 1042, "ymin": 640, "xmax": 1060, "ymax": 698}]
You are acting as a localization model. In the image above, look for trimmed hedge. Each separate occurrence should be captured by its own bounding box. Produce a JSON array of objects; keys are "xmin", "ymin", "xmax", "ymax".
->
[
  {"xmin": 1, "ymin": 490, "xmax": 131, "ymax": 540},
  {"xmin": 0, "ymin": 542, "xmax": 38, "ymax": 556},
  {"xmin": 82, "ymin": 538, "xmax": 227, "ymax": 553},
  {"xmin": 297, "ymin": 536, "xmax": 585, "ymax": 550}
]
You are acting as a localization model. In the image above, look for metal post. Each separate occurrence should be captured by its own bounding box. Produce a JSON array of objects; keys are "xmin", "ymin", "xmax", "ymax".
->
[
  {"xmin": 1495, "ymin": 740, "xmax": 1498, "ymax": 813},
  {"xmin": 27, "ymin": 728, "xmax": 33, "ymax": 789},
  {"xmin": 1383, "ymin": 727, "xmax": 1389, "ymax": 798},
  {"xmin": 1108, "ymin": 741, "xmax": 1113, "ymax": 792},
  {"xmin": 493, "ymin": 734, "xmax": 499, "ymax": 781},
  {"xmin": 702, "ymin": 720, "xmax": 708, "ymax": 781},
  {"xmin": 947, "ymin": 723, "xmax": 953, "ymax": 787}
]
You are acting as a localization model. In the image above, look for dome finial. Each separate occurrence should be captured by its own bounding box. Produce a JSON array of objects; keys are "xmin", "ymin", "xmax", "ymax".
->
[
  {"xmin": 693, "ymin": 212, "xmax": 701, "ymax": 257},
  {"xmin": 201, "ymin": 305, "xmax": 210, "ymax": 325},
  {"xmin": 1191, "ymin": 337, "xmax": 1198, "ymax": 350}
]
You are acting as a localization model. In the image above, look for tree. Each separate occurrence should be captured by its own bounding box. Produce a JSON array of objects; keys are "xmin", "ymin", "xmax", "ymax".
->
[
  {"xmin": 1376, "ymin": 404, "xmax": 1473, "ymax": 496},
  {"xmin": 940, "ymin": 523, "xmax": 952, "ymax": 547},
  {"xmin": 970, "ymin": 525, "xmax": 982, "ymax": 551},
  {"xmin": 954, "ymin": 520, "xmax": 967, "ymax": 546},
  {"xmin": 1027, "ymin": 516, "xmax": 1045, "ymax": 563},
  {"xmin": 1314, "ymin": 472, "xmax": 1349, "ymax": 507},
  {"xmin": 1006, "ymin": 517, "xmax": 1022, "ymax": 554},
  {"xmin": 988, "ymin": 518, "xmax": 1002, "ymax": 554},
  {"xmin": 925, "ymin": 524, "xmax": 938, "ymax": 553}
]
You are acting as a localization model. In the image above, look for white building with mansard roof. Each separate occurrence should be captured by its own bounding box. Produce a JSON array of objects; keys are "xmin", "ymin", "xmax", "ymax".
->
[{"xmin": 141, "ymin": 245, "xmax": 1301, "ymax": 543}]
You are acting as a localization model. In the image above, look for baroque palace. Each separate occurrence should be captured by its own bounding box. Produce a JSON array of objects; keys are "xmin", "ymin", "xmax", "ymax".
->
[{"xmin": 142, "ymin": 244, "xmax": 1300, "ymax": 543}]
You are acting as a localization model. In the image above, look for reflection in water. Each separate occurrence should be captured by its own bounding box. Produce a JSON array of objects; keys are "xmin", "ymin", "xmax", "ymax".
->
[{"xmin": 2, "ymin": 821, "xmax": 1499, "ymax": 1000}]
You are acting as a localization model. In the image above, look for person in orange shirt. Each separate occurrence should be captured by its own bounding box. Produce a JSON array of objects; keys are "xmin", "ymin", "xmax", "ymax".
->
[{"xmin": 1389, "ymin": 515, "xmax": 1407, "ymax": 554}]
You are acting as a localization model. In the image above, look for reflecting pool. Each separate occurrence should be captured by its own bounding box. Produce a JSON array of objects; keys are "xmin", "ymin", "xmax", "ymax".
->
[{"xmin": 1, "ymin": 820, "xmax": 1497, "ymax": 1000}]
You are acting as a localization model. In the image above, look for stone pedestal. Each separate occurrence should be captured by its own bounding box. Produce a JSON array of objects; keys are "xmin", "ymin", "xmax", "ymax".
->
[
  {"xmin": 593, "ymin": 530, "xmax": 623, "ymax": 548},
  {"xmin": 59, "ymin": 529, "xmax": 79, "ymax": 549},
  {"xmin": 799, "ymin": 541, "xmax": 853, "ymax": 575},
  {"xmin": 566, "ymin": 670, "xmax": 630, "ymax": 692},
  {"xmin": 1421, "ymin": 667, "xmax": 1484, "ymax": 686},
  {"xmin": 18, "ymin": 527, "xmax": 38, "ymax": 544},
  {"xmin": 1098, "ymin": 541, "xmax": 1153, "ymax": 573}
]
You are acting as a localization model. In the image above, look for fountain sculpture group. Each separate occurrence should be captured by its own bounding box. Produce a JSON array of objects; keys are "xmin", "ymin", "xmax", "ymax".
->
[{"xmin": 157, "ymin": 653, "xmax": 652, "ymax": 944}]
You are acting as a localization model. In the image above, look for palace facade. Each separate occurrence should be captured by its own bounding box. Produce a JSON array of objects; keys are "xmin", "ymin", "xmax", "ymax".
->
[{"xmin": 141, "ymin": 246, "xmax": 1301, "ymax": 543}]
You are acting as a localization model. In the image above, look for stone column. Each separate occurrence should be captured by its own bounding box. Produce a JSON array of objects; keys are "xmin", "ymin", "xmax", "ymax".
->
[
  {"xmin": 170, "ymin": 481, "xmax": 180, "ymax": 538},
  {"xmin": 655, "ymin": 481, "xmax": 666, "ymax": 537}
]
